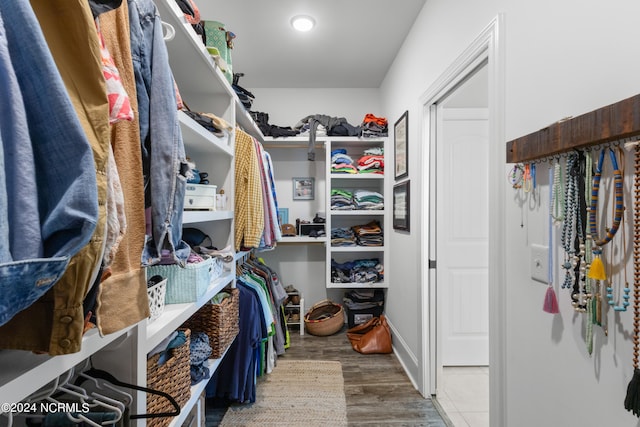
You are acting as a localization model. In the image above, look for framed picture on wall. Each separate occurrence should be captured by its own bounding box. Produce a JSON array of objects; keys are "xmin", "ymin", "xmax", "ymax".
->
[
  {"xmin": 394, "ymin": 110, "xmax": 409, "ymax": 180},
  {"xmin": 393, "ymin": 181, "xmax": 410, "ymax": 231},
  {"xmin": 293, "ymin": 177, "xmax": 315, "ymax": 200}
]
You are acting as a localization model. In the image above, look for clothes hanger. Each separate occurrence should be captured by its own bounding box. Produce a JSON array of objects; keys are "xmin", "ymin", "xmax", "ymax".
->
[
  {"xmin": 44, "ymin": 396, "xmax": 102, "ymax": 427},
  {"xmin": 162, "ymin": 21, "xmax": 175, "ymax": 41},
  {"xmin": 76, "ymin": 368, "xmax": 180, "ymax": 420},
  {"xmin": 76, "ymin": 370, "xmax": 133, "ymax": 409}
]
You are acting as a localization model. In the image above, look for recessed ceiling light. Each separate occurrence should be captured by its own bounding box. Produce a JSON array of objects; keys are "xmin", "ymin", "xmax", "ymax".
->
[{"xmin": 291, "ymin": 15, "xmax": 315, "ymax": 32}]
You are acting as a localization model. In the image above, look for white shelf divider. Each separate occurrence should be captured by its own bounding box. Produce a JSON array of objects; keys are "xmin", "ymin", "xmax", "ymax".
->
[{"xmin": 183, "ymin": 210, "xmax": 233, "ymax": 224}]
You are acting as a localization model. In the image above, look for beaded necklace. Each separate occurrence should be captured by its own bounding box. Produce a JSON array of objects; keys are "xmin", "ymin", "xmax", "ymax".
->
[
  {"xmin": 561, "ymin": 153, "xmax": 581, "ymax": 289},
  {"xmin": 606, "ymin": 148, "xmax": 630, "ymax": 312},
  {"xmin": 563, "ymin": 152, "xmax": 589, "ymax": 312},
  {"xmin": 551, "ymin": 160, "xmax": 565, "ymax": 222},
  {"xmin": 543, "ymin": 166, "xmax": 560, "ymax": 314},
  {"xmin": 623, "ymin": 143, "xmax": 640, "ymax": 416},
  {"xmin": 589, "ymin": 148, "xmax": 624, "ymax": 246},
  {"xmin": 508, "ymin": 164, "xmax": 524, "ymax": 189}
]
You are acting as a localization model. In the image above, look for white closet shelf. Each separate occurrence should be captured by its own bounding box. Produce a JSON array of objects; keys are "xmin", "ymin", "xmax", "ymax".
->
[
  {"xmin": 279, "ymin": 236, "xmax": 327, "ymax": 244},
  {"xmin": 236, "ymin": 105, "xmax": 265, "ymax": 142},
  {"xmin": 145, "ymin": 270, "xmax": 234, "ymax": 353},
  {"xmin": 183, "ymin": 210, "xmax": 233, "ymax": 224},
  {"xmin": 155, "ymin": 0, "xmax": 233, "ymax": 103},
  {"xmin": 330, "ymin": 210, "xmax": 384, "ymax": 216},
  {"xmin": 327, "ymin": 282, "xmax": 387, "ymax": 289},
  {"xmin": 179, "ymin": 111, "xmax": 233, "ymax": 157},
  {"xmin": 0, "ymin": 325, "xmax": 135, "ymax": 404},
  {"xmin": 330, "ymin": 246, "xmax": 384, "ymax": 252},
  {"xmin": 330, "ymin": 174, "xmax": 384, "ymax": 180}
]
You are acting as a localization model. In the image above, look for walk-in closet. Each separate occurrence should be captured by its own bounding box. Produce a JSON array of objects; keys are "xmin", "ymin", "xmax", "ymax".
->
[{"xmin": 4, "ymin": 1, "xmax": 640, "ymax": 427}]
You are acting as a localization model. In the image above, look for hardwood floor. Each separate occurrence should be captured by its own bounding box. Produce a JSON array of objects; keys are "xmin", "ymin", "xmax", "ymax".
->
[{"xmin": 206, "ymin": 325, "xmax": 450, "ymax": 426}]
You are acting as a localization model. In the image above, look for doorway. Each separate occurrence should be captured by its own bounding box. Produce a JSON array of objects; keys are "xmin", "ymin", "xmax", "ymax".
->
[
  {"xmin": 419, "ymin": 15, "xmax": 506, "ymax": 427},
  {"xmin": 434, "ymin": 65, "xmax": 490, "ymax": 426}
]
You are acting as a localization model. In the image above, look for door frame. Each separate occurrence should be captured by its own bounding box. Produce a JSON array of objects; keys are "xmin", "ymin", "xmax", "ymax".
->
[{"xmin": 418, "ymin": 14, "xmax": 506, "ymax": 426}]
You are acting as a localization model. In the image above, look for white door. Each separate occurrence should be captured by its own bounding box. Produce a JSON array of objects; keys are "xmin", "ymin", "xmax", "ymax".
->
[{"xmin": 437, "ymin": 106, "xmax": 489, "ymax": 366}]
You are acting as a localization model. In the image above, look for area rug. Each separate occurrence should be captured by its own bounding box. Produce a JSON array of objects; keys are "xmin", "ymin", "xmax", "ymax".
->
[{"xmin": 220, "ymin": 360, "xmax": 348, "ymax": 426}]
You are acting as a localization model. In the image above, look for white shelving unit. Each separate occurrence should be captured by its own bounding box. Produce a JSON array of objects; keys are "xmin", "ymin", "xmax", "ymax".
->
[
  {"xmin": 0, "ymin": 0, "xmax": 265, "ymax": 424},
  {"xmin": 283, "ymin": 292, "xmax": 305, "ymax": 336},
  {"xmin": 326, "ymin": 138, "xmax": 389, "ymax": 289}
]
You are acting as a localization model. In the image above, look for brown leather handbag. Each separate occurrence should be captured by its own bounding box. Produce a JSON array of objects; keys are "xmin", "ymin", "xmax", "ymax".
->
[{"xmin": 346, "ymin": 315, "xmax": 392, "ymax": 354}]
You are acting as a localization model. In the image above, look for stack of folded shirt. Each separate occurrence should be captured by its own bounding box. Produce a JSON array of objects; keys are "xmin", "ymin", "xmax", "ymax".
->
[
  {"xmin": 331, "ymin": 148, "xmax": 358, "ymax": 174},
  {"xmin": 331, "ymin": 227, "xmax": 357, "ymax": 247},
  {"xmin": 343, "ymin": 289, "xmax": 385, "ymax": 310},
  {"xmin": 331, "ymin": 188, "xmax": 355, "ymax": 210},
  {"xmin": 357, "ymin": 154, "xmax": 384, "ymax": 174},
  {"xmin": 353, "ymin": 189, "xmax": 384, "ymax": 210},
  {"xmin": 331, "ymin": 258, "xmax": 383, "ymax": 284},
  {"xmin": 360, "ymin": 114, "xmax": 388, "ymax": 138},
  {"xmin": 352, "ymin": 220, "xmax": 383, "ymax": 246}
]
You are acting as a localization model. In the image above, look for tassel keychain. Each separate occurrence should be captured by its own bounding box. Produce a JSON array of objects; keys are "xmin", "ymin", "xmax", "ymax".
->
[{"xmin": 544, "ymin": 166, "xmax": 560, "ymax": 314}]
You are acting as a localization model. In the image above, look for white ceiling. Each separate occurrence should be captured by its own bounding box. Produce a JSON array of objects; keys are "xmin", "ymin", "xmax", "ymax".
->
[{"xmin": 197, "ymin": 0, "xmax": 427, "ymax": 89}]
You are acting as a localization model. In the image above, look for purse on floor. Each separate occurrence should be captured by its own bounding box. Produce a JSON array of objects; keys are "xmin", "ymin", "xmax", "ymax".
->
[{"xmin": 346, "ymin": 315, "xmax": 392, "ymax": 354}]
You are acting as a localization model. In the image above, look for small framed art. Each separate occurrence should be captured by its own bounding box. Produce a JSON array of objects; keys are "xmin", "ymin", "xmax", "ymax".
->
[
  {"xmin": 393, "ymin": 181, "xmax": 410, "ymax": 231},
  {"xmin": 293, "ymin": 177, "xmax": 315, "ymax": 200},
  {"xmin": 394, "ymin": 110, "xmax": 409, "ymax": 180}
]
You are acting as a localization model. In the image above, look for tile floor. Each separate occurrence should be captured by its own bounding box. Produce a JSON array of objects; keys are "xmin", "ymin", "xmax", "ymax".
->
[{"xmin": 435, "ymin": 366, "xmax": 489, "ymax": 427}]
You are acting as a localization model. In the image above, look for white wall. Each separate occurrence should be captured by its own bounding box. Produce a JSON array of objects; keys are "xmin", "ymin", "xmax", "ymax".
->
[
  {"xmin": 381, "ymin": 0, "xmax": 640, "ymax": 426},
  {"xmin": 250, "ymin": 88, "xmax": 382, "ymax": 128}
]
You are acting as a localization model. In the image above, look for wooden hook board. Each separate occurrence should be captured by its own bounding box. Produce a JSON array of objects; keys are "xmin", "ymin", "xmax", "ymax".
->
[{"xmin": 506, "ymin": 94, "xmax": 640, "ymax": 163}]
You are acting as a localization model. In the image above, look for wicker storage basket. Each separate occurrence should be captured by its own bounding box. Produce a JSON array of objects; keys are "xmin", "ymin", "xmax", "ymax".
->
[
  {"xmin": 147, "ymin": 257, "xmax": 214, "ymax": 304},
  {"xmin": 304, "ymin": 299, "xmax": 345, "ymax": 336},
  {"xmin": 182, "ymin": 287, "xmax": 239, "ymax": 358},
  {"xmin": 147, "ymin": 329, "xmax": 192, "ymax": 427}
]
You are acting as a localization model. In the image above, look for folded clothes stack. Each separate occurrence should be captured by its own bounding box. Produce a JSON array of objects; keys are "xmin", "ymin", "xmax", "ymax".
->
[
  {"xmin": 352, "ymin": 220, "xmax": 383, "ymax": 246},
  {"xmin": 353, "ymin": 189, "xmax": 384, "ymax": 210},
  {"xmin": 331, "ymin": 258, "xmax": 383, "ymax": 284}
]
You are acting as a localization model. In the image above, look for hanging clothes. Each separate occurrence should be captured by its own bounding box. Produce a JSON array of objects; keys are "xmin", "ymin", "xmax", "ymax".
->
[
  {"xmin": 129, "ymin": 0, "xmax": 191, "ymax": 268},
  {"xmin": 206, "ymin": 284, "xmax": 264, "ymax": 404},
  {"xmin": 94, "ymin": 1, "xmax": 150, "ymax": 336},
  {"xmin": 0, "ymin": 0, "xmax": 107, "ymax": 355},
  {"xmin": 234, "ymin": 128, "xmax": 264, "ymax": 250}
]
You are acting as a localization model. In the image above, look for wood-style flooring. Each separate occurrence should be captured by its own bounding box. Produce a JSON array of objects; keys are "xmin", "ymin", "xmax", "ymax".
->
[{"xmin": 206, "ymin": 325, "xmax": 450, "ymax": 426}]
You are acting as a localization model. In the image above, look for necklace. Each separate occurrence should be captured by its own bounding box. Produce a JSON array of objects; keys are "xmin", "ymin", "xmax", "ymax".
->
[
  {"xmin": 508, "ymin": 164, "xmax": 524, "ymax": 189},
  {"xmin": 566, "ymin": 152, "xmax": 589, "ymax": 312},
  {"xmin": 551, "ymin": 160, "xmax": 565, "ymax": 222},
  {"xmin": 543, "ymin": 166, "xmax": 560, "ymax": 313},
  {"xmin": 606, "ymin": 148, "xmax": 630, "ymax": 312},
  {"xmin": 623, "ymin": 143, "xmax": 640, "ymax": 416},
  {"xmin": 562, "ymin": 153, "xmax": 582, "ymax": 289},
  {"xmin": 589, "ymin": 148, "xmax": 624, "ymax": 247}
]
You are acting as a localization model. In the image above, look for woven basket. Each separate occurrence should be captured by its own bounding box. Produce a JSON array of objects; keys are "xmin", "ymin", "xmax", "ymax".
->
[
  {"xmin": 147, "ymin": 329, "xmax": 191, "ymax": 427},
  {"xmin": 183, "ymin": 287, "xmax": 239, "ymax": 358},
  {"xmin": 304, "ymin": 299, "xmax": 345, "ymax": 336}
]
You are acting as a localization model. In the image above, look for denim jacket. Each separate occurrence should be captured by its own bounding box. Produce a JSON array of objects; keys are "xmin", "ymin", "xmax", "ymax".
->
[
  {"xmin": 0, "ymin": 0, "xmax": 98, "ymax": 326},
  {"xmin": 128, "ymin": 0, "xmax": 190, "ymax": 267}
]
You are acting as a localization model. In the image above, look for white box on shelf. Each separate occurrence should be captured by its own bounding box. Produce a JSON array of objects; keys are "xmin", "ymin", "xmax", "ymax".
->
[{"xmin": 185, "ymin": 184, "xmax": 217, "ymax": 210}]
